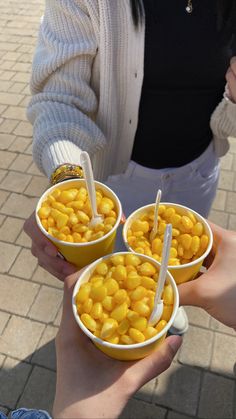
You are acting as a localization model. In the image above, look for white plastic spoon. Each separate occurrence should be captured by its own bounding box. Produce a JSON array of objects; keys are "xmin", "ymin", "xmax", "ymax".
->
[
  {"xmin": 149, "ymin": 189, "xmax": 162, "ymax": 242},
  {"xmin": 148, "ymin": 223, "xmax": 172, "ymax": 326},
  {"xmin": 80, "ymin": 151, "xmax": 103, "ymax": 227}
]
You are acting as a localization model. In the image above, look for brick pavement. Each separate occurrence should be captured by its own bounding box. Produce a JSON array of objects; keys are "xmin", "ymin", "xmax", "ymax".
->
[{"xmin": 0, "ymin": 1, "xmax": 236, "ymax": 418}]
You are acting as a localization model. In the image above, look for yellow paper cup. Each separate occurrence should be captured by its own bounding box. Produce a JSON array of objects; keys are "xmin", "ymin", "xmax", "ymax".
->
[
  {"xmin": 72, "ymin": 252, "xmax": 179, "ymax": 361},
  {"xmin": 36, "ymin": 179, "xmax": 122, "ymax": 269},
  {"xmin": 123, "ymin": 203, "xmax": 213, "ymax": 285}
]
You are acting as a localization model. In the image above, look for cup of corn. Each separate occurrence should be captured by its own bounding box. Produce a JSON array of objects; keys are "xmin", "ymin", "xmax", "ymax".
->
[
  {"xmin": 36, "ymin": 179, "xmax": 122, "ymax": 268},
  {"xmin": 123, "ymin": 203, "xmax": 213, "ymax": 284},
  {"xmin": 72, "ymin": 252, "xmax": 179, "ymax": 361}
]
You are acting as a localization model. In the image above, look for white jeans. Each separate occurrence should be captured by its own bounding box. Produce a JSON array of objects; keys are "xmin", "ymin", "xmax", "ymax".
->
[{"xmin": 105, "ymin": 142, "xmax": 219, "ymax": 251}]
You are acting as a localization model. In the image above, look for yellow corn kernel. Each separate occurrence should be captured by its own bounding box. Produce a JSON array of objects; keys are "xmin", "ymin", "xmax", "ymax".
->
[
  {"xmin": 187, "ymin": 210, "xmax": 197, "ymax": 224},
  {"xmin": 106, "ymin": 333, "xmax": 119, "ymax": 344},
  {"xmin": 134, "ymin": 231, "xmax": 145, "ymax": 238},
  {"xmin": 72, "ymin": 224, "xmax": 88, "ymax": 233},
  {"xmin": 58, "ymin": 189, "xmax": 77, "ymax": 204},
  {"xmin": 98, "ymin": 200, "xmax": 112, "ymax": 215},
  {"xmin": 77, "ymin": 187, "xmax": 87, "ymax": 201},
  {"xmin": 47, "ymin": 216, "xmax": 55, "ymax": 227},
  {"xmin": 177, "ymin": 244, "xmax": 184, "ymax": 257},
  {"xmin": 90, "ymin": 231, "xmax": 105, "ymax": 241},
  {"xmin": 104, "ymin": 224, "xmax": 113, "ymax": 234},
  {"xmin": 183, "ymin": 249, "xmax": 194, "ymax": 259},
  {"xmin": 191, "ymin": 235, "xmax": 200, "ymax": 254},
  {"xmin": 90, "ymin": 285, "xmax": 107, "ymax": 302},
  {"xmin": 104, "ymin": 278, "xmax": 119, "ymax": 295},
  {"xmin": 151, "ymin": 238, "xmax": 162, "ymax": 255},
  {"xmin": 76, "ymin": 303, "xmax": 83, "ymax": 315},
  {"xmin": 134, "ymin": 247, "xmax": 145, "ymax": 254},
  {"xmin": 41, "ymin": 219, "xmax": 48, "ymax": 230},
  {"xmin": 67, "ymin": 200, "xmax": 84, "ymax": 210},
  {"xmin": 60, "ymin": 226, "xmax": 71, "ymax": 235},
  {"xmin": 38, "ymin": 206, "xmax": 51, "ymax": 219},
  {"xmin": 181, "ymin": 259, "xmax": 189, "ymax": 265},
  {"xmin": 51, "ymin": 188, "xmax": 61, "ymax": 199},
  {"xmin": 68, "ymin": 214, "xmax": 79, "ymax": 226},
  {"xmin": 171, "ymin": 239, "xmax": 178, "ymax": 249},
  {"xmin": 72, "ymin": 232, "xmax": 82, "ymax": 242},
  {"xmin": 180, "ymin": 234, "xmax": 192, "ymax": 250},
  {"xmin": 181, "ymin": 216, "xmax": 194, "ymax": 231},
  {"xmin": 61, "ymin": 206, "xmax": 74, "ymax": 215},
  {"xmin": 141, "ymin": 276, "xmax": 156, "ymax": 290},
  {"xmin": 80, "ymin": 313, "xmax": 97, "ymax": 332},
  {"xmin": 163, "ymin": 284, "xmax": 174, "ymax": 305},
  {"xmin": 77, "ymin": 210, "xmax": 90, "ymax": 224},
  {"xmin": 90, "ymin": 302, "xmax": 103, "ymax": 319},
  {"xmin": 110, "ymin": 302, "xmax": 128, "ymax": 322},
  {"xmin": 100, "ymin": 318, "xmax": 118, "ymax": 339},
  {"xmin": 104, "ymin": 216, "xmax": 116, "ymax": 226},
  {"xmin": 169, "ymin": 247, "xmax": 178, "ymax": 258},
  {"xmin": 152, "ymin": 254, "xmax": 161, "ymax": 262},
  {"xmin": 51, "ymin": 201, "xmax": 65, "ymax": 212},
  {"xmin": 102, "ymin": 296, "xmax": 114, "ymax": 311},
  {"xmin": 129, "ymin": 328, "xmax": 145, "ymax": 343},
  {"xmin": 83, "ymin": 298, "xmax": 93, "ymax": 314},
  {"xmin": 76, "ymin": 284, "xmax": 91, "ymax": 303},
  {"xmin": 192, "ymin": 222, "xmax": 204, "ymax": 236},
  {"xmin": 138, "ymin": 262, "xmax": 156, "ymax": 276},
  {"xmin": 66, "ymin": 234, "xmax": 74, "ymax": 243},
  {"xmin": 158, "ymin": 222, "xmax": 166, "ymax": 235},
  {"xmin": 132, "ymin": 301, "xmax": 150, "ymax": 317},
  {"xmin": 94, "ymin": 330, "xmax": 101, "ymax": 338},
  {"xmin": 113, "ymin": 265, "xmax": 127, "ymax": 282},
  {"xmin": 130, "ymin": 316, "xmax": 147, "ymax": 332},
  {"xmin": 125, "ymin": 273, "xmax": 141, "ymax": 290},
  {"xmin": 117, "ymin": 319, "xmax": 130, "ymax": 335},
  {"xmin": 90, "ymin": 277, "xmax": 104, "ymax": 288},
  {"xmin": 161, "ymin": 306, "xmax": 173, "ymax": 322},
  {"xmin": 126, "ymin": 309, "xmax": 139, "ymax": 322},
  {"xmin": 48, "ymin": 227, "xmax": 59, "ymax": 238},
  {"xmin": 144, "ymin": 326, "xmax": 158, "ymax": 340},
  {"xmin": 170, "ymin": 213, "xmax": 181, "ymax": 227},
  {"xmin": 100, "ymin": 312, "xmax": 109, "ymax": 323},
  {"xmin": 120, "ymin": 334, "xmax": 134, "ymax": 345},
  {"xmin": 84, "ymin": 230, "xmax": 93, "ymax": 241},
  {"xmin": 57, "ymin": 233, "xmax": 67, "ymax": 241},
  {"xmin": 172, "ymin": 228, "xmax": 180, "ymax": 237},
  {"xmin": 130, "ymin": 286, "xmax": 147, "ymax": 301},
  {"xmin": 164, "ymin": 207, "xmax": 176, "ymax": 219},
  {"xmin": 131, "ymin": 220, "xmax": 149, "ymax": 233},
  {"xmin": 155, "ymin": 319, "xmax": 167, "ymax": 333},
  {"xmin": 56, "ymin": 212, "xmax": 69, "ymax": 230},
  {"xmin": 113, "ymin": 290, "xmax": 127, "ymax": 305},
  {"xmin": 168, "ymin": 257, "xmax": 180, "ymax": 266},
  {"xmin": 41, "ymin": 200, "xmax": 51, "ymax": 207},
  {"xmin": 47, "ymin": 194, "xmax": 56, "ymax": 203},
  {"xmin": 111, "ymin": 255, "xmax": 125, "ymax": 266},
  {"xmin": 200, "ymin": 234, "xmax": 209, "ymax": 251},
  {"xmin": 95, "ymin": 262, "xmax": 108, "ymax": 276},
  {"xmin": 124, "ymin": 254, "xmax": 141, "ymax": 267}
]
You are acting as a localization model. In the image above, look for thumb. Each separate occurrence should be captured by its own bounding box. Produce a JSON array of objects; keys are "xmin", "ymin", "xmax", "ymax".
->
[
  {"xmin": 130, "ymin": 335, "xmax": 182, "ymax": 390},
  {"xmin": 61, "ymin": 270, "xmax": 83, "ymax": 328}
]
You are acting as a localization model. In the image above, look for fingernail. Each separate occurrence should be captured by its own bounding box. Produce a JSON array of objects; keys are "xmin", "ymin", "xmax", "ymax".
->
[
  {"xmin": 168, "ymin": 335, "xmax": 182, "ymax": 352},
  {"xmin": 45, "ymin": 246, "xmax": 57, "ymax": 257}
]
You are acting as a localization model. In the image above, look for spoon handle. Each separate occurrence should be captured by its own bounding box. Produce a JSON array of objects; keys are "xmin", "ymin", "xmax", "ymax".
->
[
  {"xmin": 152, "ymin": 189, "xmax": 162, "ymax": 238},
  {"xmin": 80, "ymin": 151, "xmax": 99, "ymax": 217},
  {"xmin": 154, "ymin": 224, "xmax": 172, "ymax": 306}
]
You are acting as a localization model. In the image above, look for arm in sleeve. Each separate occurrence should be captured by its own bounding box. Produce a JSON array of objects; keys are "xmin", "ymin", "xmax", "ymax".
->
[{"xmin": 27, "ymin": 0, "xmax": 106, "ymax": 178}]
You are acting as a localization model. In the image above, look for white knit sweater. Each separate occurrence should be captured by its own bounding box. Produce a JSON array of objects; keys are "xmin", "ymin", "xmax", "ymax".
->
[{"xmin": 28, "ymin": 0, "xmax": 236, "ymax": 180}]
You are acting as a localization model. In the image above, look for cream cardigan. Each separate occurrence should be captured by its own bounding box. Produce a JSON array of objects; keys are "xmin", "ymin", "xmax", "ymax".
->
[{"xmin": 28, "ymin": 0, "xmax": 236, "ymax": 180}]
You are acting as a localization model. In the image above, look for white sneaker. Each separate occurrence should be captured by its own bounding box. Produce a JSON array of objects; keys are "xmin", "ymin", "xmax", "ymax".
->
[{"xmin": 169, "ymin": 307, "xmax": 189, "ymax": 335}]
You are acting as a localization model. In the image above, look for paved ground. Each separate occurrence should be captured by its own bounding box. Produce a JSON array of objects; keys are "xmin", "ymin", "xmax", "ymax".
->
[{"xmin": 0, "ymin": 1, "xmax": 236, "ymax": 418}]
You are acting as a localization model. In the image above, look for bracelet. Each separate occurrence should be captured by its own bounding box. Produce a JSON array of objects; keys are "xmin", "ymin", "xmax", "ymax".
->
[{"xmin": 50, "ymin": 164, "xmax": 84, "ymax": 185}]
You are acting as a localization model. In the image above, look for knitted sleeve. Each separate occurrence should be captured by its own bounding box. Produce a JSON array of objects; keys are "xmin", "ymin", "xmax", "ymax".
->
[
  {"xmin": 210, "ymin": 94, "xmax": 236, "ymax": 156},
  {"xmin": 27, "ymin": 0, "xmax": 106, "ymax": 178}
]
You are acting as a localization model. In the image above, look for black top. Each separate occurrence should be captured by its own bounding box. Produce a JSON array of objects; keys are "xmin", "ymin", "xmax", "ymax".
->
[{"xmin": 131, "ymin": 0, "xmax": 235, "ymax": 168}]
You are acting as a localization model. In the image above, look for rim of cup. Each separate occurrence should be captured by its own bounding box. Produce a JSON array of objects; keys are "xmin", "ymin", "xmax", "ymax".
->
[
  {"xmin": 72, "ymin": 252, "xmax": 179, "ymax": 350},
  {"xmin": 122, "ymin": 202, "xmax": 213, "ymax": 269},
  {"xmin": 35, "ymin": 178, "xmax": 122, "ymax": 247}
]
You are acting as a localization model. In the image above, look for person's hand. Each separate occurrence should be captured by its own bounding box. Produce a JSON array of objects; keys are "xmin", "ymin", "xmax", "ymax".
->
[
  {"xmin": 53, "ymin": 272, "xmax": 182, "ymax": 419},
  {"xmin": 23, "ymin": 212, "xmax": 77, "ymax": 281},
  {"xmin": 226, "ymin": 56, "xmax": 236, "ymax": 103},
  {"xmin": 178, "ymin": 222, "xmax": 236, "ymax": 330}
]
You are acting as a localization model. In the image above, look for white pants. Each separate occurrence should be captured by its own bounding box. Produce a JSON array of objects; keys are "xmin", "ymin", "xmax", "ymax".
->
[{"xmin": 105, "ymin": 142, "xmax": 219, "ymax": 251}]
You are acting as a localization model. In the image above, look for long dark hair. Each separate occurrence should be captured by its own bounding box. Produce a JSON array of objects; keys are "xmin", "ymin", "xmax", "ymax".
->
[{"xmin": 130, "ymin": 0, "xmax": 236, "ymax": 31}]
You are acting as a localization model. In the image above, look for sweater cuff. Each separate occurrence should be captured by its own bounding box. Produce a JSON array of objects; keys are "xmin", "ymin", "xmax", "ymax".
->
[{"xmin": 41, "ymin": 140, "xmax": 83, "ymax": 179}]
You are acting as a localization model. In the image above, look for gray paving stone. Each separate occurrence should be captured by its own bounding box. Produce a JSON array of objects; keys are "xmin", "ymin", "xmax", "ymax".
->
[
  {"xmin": 0, "ymin": 169, "xmax": 7, "ymax": 183},
  {"xmin": 212, "ymin": 189, "xmax": 227, "ymax": 211},
  {"xmin": 210, "ymin": 318, "xmax": 236, "ymax": 336},
  {"xmin": 120, "ymin": 398, "xmax": 167, "ymax": 419},
  {"xmin": 53, "ymin": 305, "xmax": 62, "ymax": 327},
  {"xmin": 0, "ymin": 170, "xmax": 32, "ymax": 193},
  {"xmin": 198, "ymin": 372, "xmax": 234, "ymax": 419},
  {"xmin": 0, "ymin": 214, "xmax": 5, "ymax": 226},
  {"xmin": 9, "ymin": 153, "xmax": 32, "ymax": 172},
  {"xmin": 229, "ymin": 214, "xmax": 236, "ymax": 231},
  {"xmin": 27, "ymin": 162, "xmax": 44, "ymax": 176},
  {"xmin": 28, "ymin": 285, "xmax": 63, "ymax": 323},
  {"xmin": 8, "ymin": 136, "xmax": 31, "ymax": 153},
  {"xmin": 226, "ymin": 192, "xmax": 236, "ymax": 214},
  {"xmin": 0, "ymin": 273, "xmax": 39, "ymax": 316},
  {"xmin": 0, "ymin": 119, "xmax": 19, "ymax": 134},
  {"xmin": 13, "ymin": 121, "xmax": 32, "ymax": 137},
  {"xmin": 167, "ymin": 411, "xmax": 194, "ymax": 419},
  {"xmin": 208, "ymin": 209, "xmax": 229, "ymax": 228},
  {"xmin": 0, "ymin": 190, "xmax": 9, "ymax": 208},
  {"xmin": 0, "ymin": 354, "xmax": 5, "ymax": 368},
  {"xmin": 0, "ymin": 216, "xmax": 24, "ymax": 242},
  {"xmin": 0, "ymin": 315, "xmax": 45, "ymax": 361},
  {"xmin": 31, "ymin": 325, "xmax": 57, "ymax": 371},
  {"xmin": 153, "ymin": 362, "xmax": 201, "ymax": 416},
  {"xmin": 31, "ymin": 266, "xmax": 63, "ymax": 289},
  {"xmin": 0, "ymin": 312, "xmax": 10, "ymax": 334},
  {"xmin": 229, "ymin": 137, "xmax": 236, "ymax": 153},
  {"xmin": 178, "ymin": 326, "xmax": 214, "ymax": 368},
  {"xmin": 18, "ymin": 366, "xmax": 56, "ymax": 413},
  {"xmin": 9, "ymin": 248, "xmax": 38, "ymax": 279},
  {"xmin": 24, "ymin": 175, "xmax": 49, "ymax": 197},
  {"xmin": 0, "ymin": 150, "xmax": 16, "ymax": 169},
  {"xmin": 134, "ymin": 379, "xmax": 157, "ymax": 403},
  {"xmin": 16, "ymin": 230, "xmax": 32, "ymax": 248},
  {"xmin": 211, "ymin": 332, "xmax": 236, "ymax": 378},
  {"xmin": 0, "ymin": 241, "xmax": 20, "ymax": 273},
  {"xmin": 0, "ymin": 192, "xmax": 38, "ymax": 218},
  {"xmin": 0, "ymin": 357, "xmax": 32, "ymax": 409},
  {"xmin": 218, "ymin": 170, "xmax": 235, "ymax": 191},
  {"xmin": 184, "ymin": 306, "xmax": 211, "ymax": 328}
]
